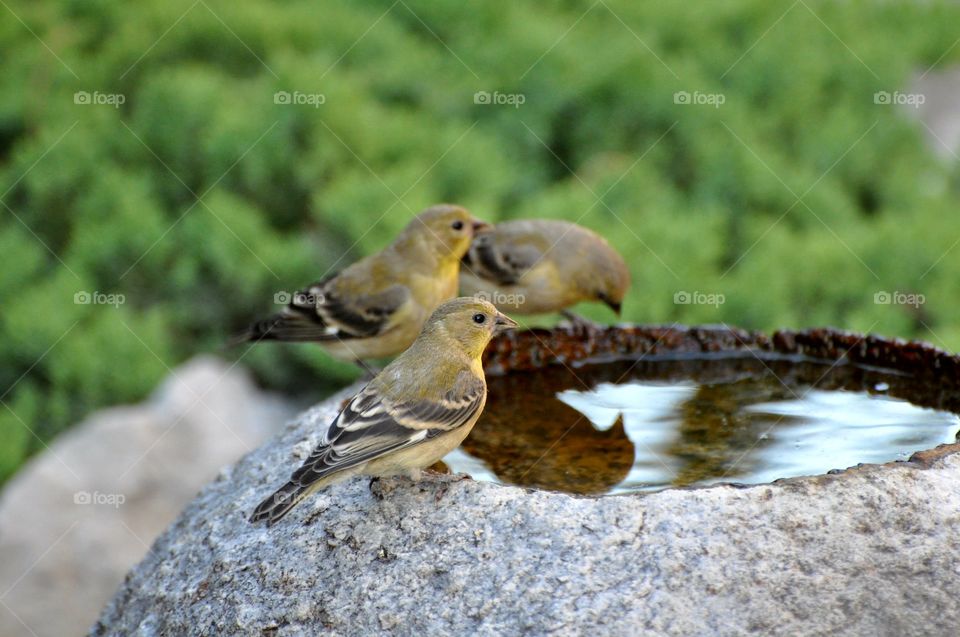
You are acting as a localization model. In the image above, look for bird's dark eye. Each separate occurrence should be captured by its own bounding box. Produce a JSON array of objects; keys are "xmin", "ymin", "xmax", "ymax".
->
[
  {"xmin": 472, "ymin": 313, "xmax": 486, "ymax": 324},
  {"xmin": 451, "ymin": 220, "xmax": 464, "ymax": 231}
]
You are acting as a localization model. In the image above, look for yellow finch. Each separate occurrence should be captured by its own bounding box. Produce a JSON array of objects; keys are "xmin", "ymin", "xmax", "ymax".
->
[
  {"xmin": 460, "ymin": 219, "xmax": 630, "ymax": 318},
  {"xmin": 250, "ymin": 297, "xmax": 517, "ymax": 524},
  {"xmin": 235, "ymin": 204, "xmax": 489, "ymax": 370}
]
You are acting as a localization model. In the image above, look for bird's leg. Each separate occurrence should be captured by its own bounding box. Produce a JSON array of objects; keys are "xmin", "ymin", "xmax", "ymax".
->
[
  {"xmin": 353, "ymin": 359, "xmax": 380, "ymax": 380},
  {"xmin": 560, "ymin": 310, "xmax": 603, "ymax": 335},
  {"xmin": 407, "ymin": 467, "xmax": 423, "ymax": 482}
]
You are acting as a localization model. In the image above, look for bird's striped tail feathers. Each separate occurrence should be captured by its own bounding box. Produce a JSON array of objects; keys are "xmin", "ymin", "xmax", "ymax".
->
[
  {"xmin": 224, "ymin": 314, "xmax": 283, "ymax": 348},
  {"xmin": 249, "ymin": 481, "xmax": 309, "ymax": 525},
  {"xmin": 226, "ymin": 306, "xmax": 336, "ymax": 348}
]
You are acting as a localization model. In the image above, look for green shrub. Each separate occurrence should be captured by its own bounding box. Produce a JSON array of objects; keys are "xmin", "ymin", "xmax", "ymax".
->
[{"xmin": 2, "ymin": 0, "xmax": 960, "ymax": 480}]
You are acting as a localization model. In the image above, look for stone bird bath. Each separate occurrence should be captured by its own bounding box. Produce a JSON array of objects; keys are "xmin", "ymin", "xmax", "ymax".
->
[{"xmin": 92, "ymin": 325, "xmax": 960, "ymax": 636}]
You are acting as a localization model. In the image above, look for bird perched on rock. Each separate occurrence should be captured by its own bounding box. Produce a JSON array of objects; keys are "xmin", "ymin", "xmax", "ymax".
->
[
  {"xmin": 250, "ymin": 297, "xmax": 517, "ymax": 524},
  {"xmin": 234, "ymin": 204, "xmax": 489, "ymax": 371},
  {"xmin": 459, "ymin": 219, "xmax": 630, "ymax": 321}
]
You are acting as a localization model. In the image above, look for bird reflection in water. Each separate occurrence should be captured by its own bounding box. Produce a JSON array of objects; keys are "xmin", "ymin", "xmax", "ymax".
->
[
  {"xmin": 663, "ymin": 378, "xmax": 801, "ymax": 487},
  {"xmin": 458, "ymin": 366, "xmax": 634, "ymax": 495}
]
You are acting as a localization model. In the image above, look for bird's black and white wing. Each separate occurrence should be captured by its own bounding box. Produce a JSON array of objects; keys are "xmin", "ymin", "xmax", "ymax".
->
[
  {"xmin": 250, "ymin": 371, "xmax": 484, "ymax": 524},
  {"xmin": 293, "ymin": 373, "xmax": 485, "ymax": 483},
  {"xmin": 235, "ymin": 277, "xmax": 409, "ymax": 344},
  {"xmin": 461, "ymin": 232, "xmax": 542, "ymax": 285}
]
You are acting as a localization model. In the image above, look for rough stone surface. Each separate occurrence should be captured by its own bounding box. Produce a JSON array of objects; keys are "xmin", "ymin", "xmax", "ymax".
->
[
  {"xmin": 0, "ymin": 356, "xmax": 299, "ymax": 637},
  {"xmin": 92, "ymin": 384, "xmax": 960, "ymax": 637}
]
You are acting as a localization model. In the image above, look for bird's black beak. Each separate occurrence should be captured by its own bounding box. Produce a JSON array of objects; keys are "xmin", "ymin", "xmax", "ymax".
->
[
  {"xmin": 494, "ymin": 312, "xmax": 518, "ymax": 332},
  {"xmin": 599, "ymin": 293, "xmax": 622, "ymax": 316}
]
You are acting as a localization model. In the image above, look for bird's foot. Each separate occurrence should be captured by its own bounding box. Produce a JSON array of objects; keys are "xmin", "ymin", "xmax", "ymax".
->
[
  {"xmin": 560, "ymin": 311, "xmax": 604, "ymax": 336},
  {"xmin": 425, "ymin": 460, "xmax": 451, "ymax": 475},
  {"xmin": 368, "ymin": 476, "xmax": 383, "ymax": 498}
]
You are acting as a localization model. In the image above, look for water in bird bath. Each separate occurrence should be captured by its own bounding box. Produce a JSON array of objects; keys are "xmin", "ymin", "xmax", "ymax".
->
[{"xmin": 442, "ymin": 356, "xmax": 960, "ymax": 495}]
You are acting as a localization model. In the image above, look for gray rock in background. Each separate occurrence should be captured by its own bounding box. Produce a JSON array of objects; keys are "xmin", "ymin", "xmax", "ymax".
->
[
  {"xmin": 909, "ymin": 66, "xmax": 960, "ymax": 159},
  {"xmin": 0, "ymin": 356, "xmax": 299, "ymax": 637},
  {"xmin": 91, "ymin": 387, "xmax": 960, "ymax": 637}
]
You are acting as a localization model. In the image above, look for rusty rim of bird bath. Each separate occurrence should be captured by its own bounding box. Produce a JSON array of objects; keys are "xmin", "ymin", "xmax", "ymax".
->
[{"xmin": 481, "ymin": 324, "xmax": 960, "ymax": 485}]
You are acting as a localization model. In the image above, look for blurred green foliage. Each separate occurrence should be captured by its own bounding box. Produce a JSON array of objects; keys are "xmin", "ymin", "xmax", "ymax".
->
[{"xmin": 2, "ymin": 0, "xmax": 960, "ymax": 480}]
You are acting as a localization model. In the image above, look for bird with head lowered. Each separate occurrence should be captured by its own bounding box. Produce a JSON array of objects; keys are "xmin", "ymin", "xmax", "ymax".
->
[{"xmin": 460, "ymin": 219, "xmax": 629, "ymax": 324}]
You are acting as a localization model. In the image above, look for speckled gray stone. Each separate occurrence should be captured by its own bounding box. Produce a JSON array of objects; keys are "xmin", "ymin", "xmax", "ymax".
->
[{"xmin": 92, "ymin": 383, "xmax": 960, "ymax": 637}]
